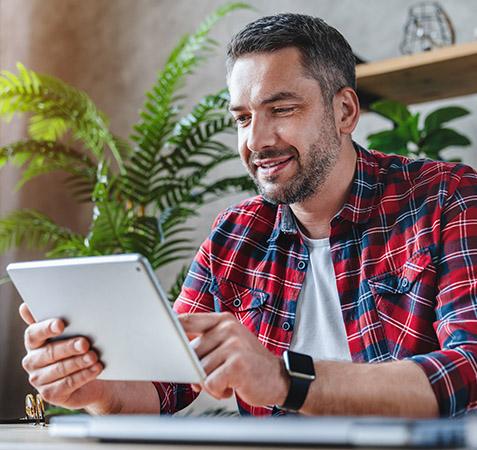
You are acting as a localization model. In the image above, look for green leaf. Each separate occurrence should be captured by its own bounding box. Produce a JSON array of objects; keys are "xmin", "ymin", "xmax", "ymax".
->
[
  {"xmin": 127, "ymin": 4, "xmax": 248, "ymax": 203},
  {"xmin": 0, "ymin": 63, "xmax": 124, "ymax": 172},
  {"xmin": 424, "ymin": 107, "xmax": 470, "ymax": 134},
  {"xmin": 420, "ymin": 128, "xmax": 471, "ymax": 154},
  {"xmin": 86, "ymin": 201, "xmax": 131, "ymax": 253},
  {"xmin": 369, "ymin": 100, "xmax": 411, "ymax": 125},
  {"xmin": 168, "ymin": 263, "xmax": 191, "ymax": 304},
  {"xmin": 196, "ymin": 175, "xmax": 256, "ymax": 203},
  {"xmin": 0, "ymin": 140, "xmax": 96, "ymax": 190},
  {"xmin": 367, "ymin": 129, "xmax": 408, "ymax": 154},
  {"xmin": 0, "ymin": 209, "xmax": 82, "ymax": 253}
]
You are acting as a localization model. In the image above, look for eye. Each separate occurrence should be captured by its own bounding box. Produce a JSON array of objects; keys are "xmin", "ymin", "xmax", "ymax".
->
[
  {"xmin": 234, "ymin": 114, "xmax": 251, "ymax": 127},
  {"xmin": 272, "ymin": 106, "xmax": 296, "ymax": 115}
]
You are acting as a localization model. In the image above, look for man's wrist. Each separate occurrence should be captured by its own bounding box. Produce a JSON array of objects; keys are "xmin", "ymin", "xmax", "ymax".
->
[
  {"xmin": 85, "ymin": 382, "xmax": 123, "ymax": 415},
  {"xmin": 273, "ymin": 356, "xmax": 291, "ymax": 407}
]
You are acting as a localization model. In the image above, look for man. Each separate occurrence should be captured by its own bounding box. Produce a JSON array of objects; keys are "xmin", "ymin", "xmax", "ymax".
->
[{"xmin": 20, "ymin": 13, "xmax": 477, "ymax": 418}]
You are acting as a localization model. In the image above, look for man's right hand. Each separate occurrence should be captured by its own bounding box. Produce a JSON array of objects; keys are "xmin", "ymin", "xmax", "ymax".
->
[{"xmin": 19, "ymin": 303, "xmax": 118, "ymax": 414}]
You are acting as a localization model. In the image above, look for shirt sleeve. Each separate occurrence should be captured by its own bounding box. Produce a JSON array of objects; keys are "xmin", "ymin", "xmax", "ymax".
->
[
  {"xmin": 410, "ymin": 168, "xmax": 477, "ymax": 417},
  {"xmin": 152, "ymin": 220, "xmax": 219, "ymax": 414}
]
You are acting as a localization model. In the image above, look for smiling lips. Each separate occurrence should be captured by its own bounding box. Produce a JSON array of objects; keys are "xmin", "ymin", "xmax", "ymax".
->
[{"xmin": 254, "ymin": 155, "xmax": 294, "ymax": 177}]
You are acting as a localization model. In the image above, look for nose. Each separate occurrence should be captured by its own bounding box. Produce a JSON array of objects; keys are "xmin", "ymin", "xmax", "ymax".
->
[{"xmin": 246, "ymin": 115, "xmax": 278, "ymax": 153}]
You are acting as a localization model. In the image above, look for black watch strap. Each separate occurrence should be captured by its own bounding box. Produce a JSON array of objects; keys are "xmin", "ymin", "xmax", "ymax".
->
[
  {"xmin": 282, "ymin": 375, "xmax": 313, "ymax": 411},
  {"xmin": 280, "ymin": 350, "xmax": 315, "ymax": 412}
]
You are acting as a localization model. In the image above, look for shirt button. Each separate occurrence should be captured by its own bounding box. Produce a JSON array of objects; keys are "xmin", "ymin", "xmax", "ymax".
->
[
  {"xmin": 297, "ymin": 261, "xmax": 307, "ymax": 271},
  {"xmin": 282, "ymin": 321, "xmax": 291, "ymax": 331},
  {"xmin": 232, "ymin": 298, "xmax": 242, "ymax": 308},
  {"xmin": 401, "ymin": 277, "xmax": 410, "ymax": 289}
]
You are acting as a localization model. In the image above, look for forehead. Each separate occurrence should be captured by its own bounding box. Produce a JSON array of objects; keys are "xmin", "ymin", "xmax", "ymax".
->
[{"xmin": 227, "ymin": 47, "xmax": 323, "ymax": 108}]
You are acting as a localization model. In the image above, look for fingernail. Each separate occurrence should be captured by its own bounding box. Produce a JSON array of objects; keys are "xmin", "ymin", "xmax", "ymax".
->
[
  {"xmin": 74, "ymin": 339, "xmax": 84, "ymax": 352},
  {"xmin": 83, "ymin": 353, "xmax": 93, "ymax": 364},
  {"xmin": 51, "ymin": 320, "xmax": 61, "ymax": 334},
  {"xmin": 90, "ymin": 364, "xmax": 101, "ymax": 372}
]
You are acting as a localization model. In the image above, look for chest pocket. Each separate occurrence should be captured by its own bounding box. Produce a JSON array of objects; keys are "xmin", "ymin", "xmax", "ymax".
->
[
  {"xmin": 210, "ymin": 278, "xmax": 269, "ymax": 332},
  {"xmin": 367, "ymin": 247, "xmax": 439, "ymax": 358}
]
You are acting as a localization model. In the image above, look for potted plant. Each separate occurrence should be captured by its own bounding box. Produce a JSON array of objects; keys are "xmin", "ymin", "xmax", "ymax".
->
[
  {"xmin": 0, "ymin": 2, "xmax": 254, "ymax": 301},
  {"xmin": 366, "ymin": 99, "xmax": 471, "ymax": 161}
]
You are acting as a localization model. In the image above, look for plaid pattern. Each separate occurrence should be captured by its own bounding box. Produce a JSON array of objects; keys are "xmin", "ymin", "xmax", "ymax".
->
[{"xmin": 154, "ymin": 144, "xmax": 477, "ymax": 417}]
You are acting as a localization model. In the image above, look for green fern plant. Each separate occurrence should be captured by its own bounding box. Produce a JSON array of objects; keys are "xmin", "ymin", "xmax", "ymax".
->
[{"xmin": 0, "ymin": 2, "xmax": 255, "ymax": 300}]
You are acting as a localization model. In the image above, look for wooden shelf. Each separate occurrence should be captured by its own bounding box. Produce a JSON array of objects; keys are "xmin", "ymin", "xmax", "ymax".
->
[{"xmin": 356, "ymin": 41, "xmax": 477, "ymax": 107}]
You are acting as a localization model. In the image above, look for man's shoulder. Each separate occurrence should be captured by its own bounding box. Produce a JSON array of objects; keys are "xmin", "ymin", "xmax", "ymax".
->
[
  {"xmin": 370, "ymin": 149, "xmax": 477, "ymax": 188},
  {"xmin": 211, "ymin": 195, "xmax": 278, "ymax": 231}
]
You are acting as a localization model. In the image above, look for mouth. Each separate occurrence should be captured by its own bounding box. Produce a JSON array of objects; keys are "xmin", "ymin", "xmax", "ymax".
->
[{"xmin": 254, "ymin": 156, "xmax": 295, "ymax": 177}]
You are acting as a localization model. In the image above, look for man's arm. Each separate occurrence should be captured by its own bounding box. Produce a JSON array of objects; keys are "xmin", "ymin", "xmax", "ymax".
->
[
  {"xmin": 301, "ymin": 360, "xmax": 438, "ymax": 417},
  {"xmin": 179, "ymin": 312, "xmax": 439, "ymax": 417}
]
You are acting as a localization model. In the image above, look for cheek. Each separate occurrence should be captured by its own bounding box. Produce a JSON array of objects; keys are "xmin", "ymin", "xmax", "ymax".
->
[{"xmin": 237, "ymin": 134, "xmax": 250, "ymax": 163}]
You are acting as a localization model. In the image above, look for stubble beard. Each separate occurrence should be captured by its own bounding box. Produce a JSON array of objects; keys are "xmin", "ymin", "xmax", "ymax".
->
[{"xmin": 248, "ymin": 119, "xmax": 341, "ymax": 205}]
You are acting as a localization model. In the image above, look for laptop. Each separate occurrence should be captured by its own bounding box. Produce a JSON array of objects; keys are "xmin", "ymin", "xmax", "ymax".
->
[{"xmin": 49, "ymin": 414, "xmax": 474, "ymax": 447}]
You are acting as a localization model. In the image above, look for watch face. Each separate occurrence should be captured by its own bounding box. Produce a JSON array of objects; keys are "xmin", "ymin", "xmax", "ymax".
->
[{"xmin": 285, "ymin": 351, "xmax": 315, "ymax": 377}]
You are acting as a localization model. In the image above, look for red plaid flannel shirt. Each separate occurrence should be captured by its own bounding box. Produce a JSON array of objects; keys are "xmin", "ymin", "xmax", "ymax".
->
[{"xmin": 154, "ymin": 144, "xmax": 477, "ymax": 417}]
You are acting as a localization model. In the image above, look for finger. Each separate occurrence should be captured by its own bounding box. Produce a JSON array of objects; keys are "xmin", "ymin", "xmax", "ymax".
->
[
  {"xmin": 19, "ymin": 303, "xmax": 35, "ymax": 325},
  {"xmin": 190, "ymin": 324, "xmax": 230, "ymax": 360},
  {"xmin": 179, "ymin": 312, "xmax": 234, "ymax": 336},
  {"xmin": 200, "ymin": 346, "xmax": 227, "ymax": 376},
  {"xmin": 24, "ymin": 319, "xmax": 65, "ymax": 351},
  {"xmin": 28, "ymin": 351, "xmax": 98, "ymax": 386},
  {"xmin": 191, "ymin": 383, "xmax": 202, "ymax": 393},
  {"xmin": 38, "ymin": 363, "xmax": 103, "ymax": 405},
  {"xmin": 23, "ymin": 337, "xmax": 90, "ymax": 371},
  {"xmin": 202, "ymin": 366, "xmax": 234, "ymax": 400}
]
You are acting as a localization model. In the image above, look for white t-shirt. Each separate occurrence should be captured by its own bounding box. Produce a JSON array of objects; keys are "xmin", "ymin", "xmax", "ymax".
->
[{"xmin": 289, "ymin": 233, "xmax": 352, "ymax": 362}]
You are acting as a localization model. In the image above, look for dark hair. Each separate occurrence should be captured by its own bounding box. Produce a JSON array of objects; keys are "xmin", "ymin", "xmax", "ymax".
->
[{"xmin": 226, "ymin": 13, "xmax": 356, "ymax": 104}]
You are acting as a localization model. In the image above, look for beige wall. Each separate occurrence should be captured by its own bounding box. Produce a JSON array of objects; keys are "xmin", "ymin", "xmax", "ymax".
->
[{"xmin": 0, "ymin": 0, "xmax": 476, "ymax": 417}]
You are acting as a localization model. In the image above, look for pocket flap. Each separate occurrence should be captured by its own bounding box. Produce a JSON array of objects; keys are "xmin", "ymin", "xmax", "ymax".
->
[
  {"xmin": 368, "ymin": 248, "xmax": 432, "ymax": 295},
  {"xmin": 210, "ymin": 278, "xmax": 268, "ymax": 312}
]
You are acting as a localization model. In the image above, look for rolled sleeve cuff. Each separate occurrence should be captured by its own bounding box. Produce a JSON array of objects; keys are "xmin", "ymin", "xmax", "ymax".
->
[
  {"xmin": 152, "ymin": 381, "xmax": 197, "ymax": 415},
  {"xmin": 409, "ymin": 347, "xmax": 477, "ymax": 417}
]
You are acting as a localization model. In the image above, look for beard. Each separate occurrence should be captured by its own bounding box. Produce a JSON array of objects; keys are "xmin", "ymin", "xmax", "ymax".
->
[{"xmin": 246, "ymin": 116, "xmax": 341, "ymax": 205}]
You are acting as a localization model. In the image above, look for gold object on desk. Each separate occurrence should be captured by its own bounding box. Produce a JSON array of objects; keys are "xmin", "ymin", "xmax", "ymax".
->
[{"xmin": 25, "ymin": 393, "xmax": 45, "ymax": 422}]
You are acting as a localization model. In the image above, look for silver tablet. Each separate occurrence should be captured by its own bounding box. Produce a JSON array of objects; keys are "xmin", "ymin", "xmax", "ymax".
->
[{"xmin": 7, "ymin": 254, "xmax": 206, "ymax": 383}]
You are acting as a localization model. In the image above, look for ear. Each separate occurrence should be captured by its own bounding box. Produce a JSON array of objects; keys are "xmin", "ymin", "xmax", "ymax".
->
[{"xmin": 332, "ymin": 87, "xmax": 360, "ymax": 136}]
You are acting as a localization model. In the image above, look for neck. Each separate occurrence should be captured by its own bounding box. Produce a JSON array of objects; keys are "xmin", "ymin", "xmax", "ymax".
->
[{"xmin": 289, "ymin": 140, "xmax": 357, "ymax": 239}]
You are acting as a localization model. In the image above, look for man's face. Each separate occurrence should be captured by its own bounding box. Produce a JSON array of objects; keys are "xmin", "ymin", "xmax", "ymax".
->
[{"xmin": 228, "ymin": 47, "xmax": 342, "ymax": 205}]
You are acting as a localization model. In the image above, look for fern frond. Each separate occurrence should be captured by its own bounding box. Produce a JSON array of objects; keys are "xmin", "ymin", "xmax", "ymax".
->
[
  {"xmin": 125, "ymin": 3, "xmax": 247, "ymax": 203},
  {"xmin": 163, "ymin": 90, "xmax": 236, "ymax": 173},
  {"xmin": 46, "ymin": 237, "xmax": 92, "ymax": 258},
  {"xmin": 0, "ymin": 209, "xmax": 82, "ymax": 253},
  {"xmin": 0, "ymin": 63, "xmax": 123, "ymax": 171},
  {"xmin": 167, "ymin": 263, "xmax": 190, "ymax": 303},
  {"xmin": 151, "ymin": 240, "xmax": 195, "ymax": 269},
  {"xmin": 151, "ymin": 151, "xmax": 238, "ymax": 210},
  {"xmin": 86, "ymin": 202, "xmax": 130, "ymax": 253},
  {"xmin": 0, "ymin": 140, "xmax": 96, "ymax": 189},
  {"xmin": 158, "ymin": 206, "xmax": 197, "ymax": 238},
  {"xmin": 195, "ymin": 175, "xmax": 256, "ymax": 203},
  {"xmin": 63, "ymin": 173, "xmax": 96, "ymax": 203},
  {"xmin": 123, "ymin": 216, "xmax": 160, "ymax": 260}
]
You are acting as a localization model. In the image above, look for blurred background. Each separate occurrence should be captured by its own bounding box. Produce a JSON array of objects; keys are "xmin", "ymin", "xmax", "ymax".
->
[{"xmin": 0, "ymin": 0, "xmax": 476, "ymax": 418}]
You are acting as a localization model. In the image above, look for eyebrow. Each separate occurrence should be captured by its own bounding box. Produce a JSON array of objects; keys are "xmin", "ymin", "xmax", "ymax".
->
[{"xmin": 228, "ymin": 91, "xmax": 305, "ymax": 112}]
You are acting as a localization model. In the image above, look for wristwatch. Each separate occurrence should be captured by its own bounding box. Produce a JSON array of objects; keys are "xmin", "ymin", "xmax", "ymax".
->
[{"xmin": 280, "ymin": 350, "xmax": 316, "ymax": 412}]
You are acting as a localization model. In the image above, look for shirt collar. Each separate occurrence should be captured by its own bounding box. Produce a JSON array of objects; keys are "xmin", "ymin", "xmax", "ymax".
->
[{"xmin": 269, "ymin": 142, "xmax": 380, "ymax": 241}]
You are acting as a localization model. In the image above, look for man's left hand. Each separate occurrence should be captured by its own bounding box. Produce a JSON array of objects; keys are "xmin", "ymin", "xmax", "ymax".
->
[{"xmin": 179, "ymin": 312, "xmax": 289, "ymax": 407}]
